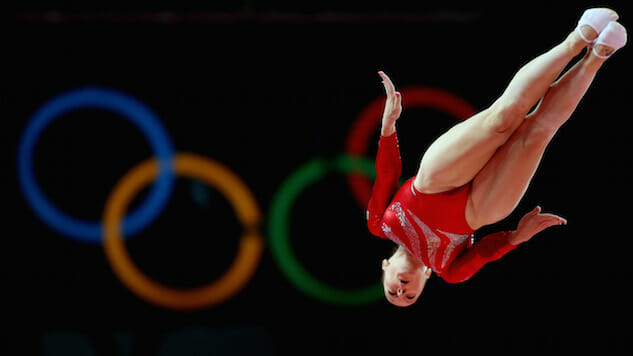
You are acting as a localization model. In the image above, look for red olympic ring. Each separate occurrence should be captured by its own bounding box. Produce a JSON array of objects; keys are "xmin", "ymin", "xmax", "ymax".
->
[{"xmin": 344, "ymin": 86, "xmax": 477, "ymax": 208}]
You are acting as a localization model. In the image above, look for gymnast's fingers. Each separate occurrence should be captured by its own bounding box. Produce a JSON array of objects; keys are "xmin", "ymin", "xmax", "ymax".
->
[
  {"xmin": 379, "ymin": 71, "xmax": 396, "ymax": 97},
  {"xmin": 541, "ymin": 213, "xmax": 567, "ymax": 226}
]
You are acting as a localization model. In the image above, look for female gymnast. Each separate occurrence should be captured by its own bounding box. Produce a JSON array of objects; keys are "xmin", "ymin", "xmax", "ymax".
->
[{"xmin": 366, "ymin": 8, "xmax": 627, "ymax": 307}]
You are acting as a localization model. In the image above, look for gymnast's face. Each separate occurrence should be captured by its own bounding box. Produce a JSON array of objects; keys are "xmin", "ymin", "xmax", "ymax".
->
[{"xmin": 381, "ymin": 251, "xmax": 431, "ymax": 307}]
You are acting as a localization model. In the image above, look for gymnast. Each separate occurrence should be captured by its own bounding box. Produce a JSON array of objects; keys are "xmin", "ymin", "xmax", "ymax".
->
[{"xmin": 367, "ymin": 8, "xmax": 627, "ymax": 306}]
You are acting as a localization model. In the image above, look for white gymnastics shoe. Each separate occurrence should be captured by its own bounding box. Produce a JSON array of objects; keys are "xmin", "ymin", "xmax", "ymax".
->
[
  {"xmin": 593, "ymin": 21, "xmax": 627, "ymax": 58},
  {"xmin": 576, "ymin": 8, "xmax": 619, "ymax": 43}
]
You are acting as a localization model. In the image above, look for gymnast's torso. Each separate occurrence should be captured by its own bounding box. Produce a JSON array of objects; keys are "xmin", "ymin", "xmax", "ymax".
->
[{"xmin": 377, "ymin": 178, "xmax": 475, "ymax": 274}]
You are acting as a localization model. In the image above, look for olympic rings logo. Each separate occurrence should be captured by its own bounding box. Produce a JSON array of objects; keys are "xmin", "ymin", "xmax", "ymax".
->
[{"xmin": 17, "ymin": 85, "xmax": 475, "ymax": 309}]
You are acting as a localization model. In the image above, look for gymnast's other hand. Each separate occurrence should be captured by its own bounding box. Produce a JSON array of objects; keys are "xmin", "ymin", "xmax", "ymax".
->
[
  {"xmin": 509, "ymin": 206, "xmax": 567, "ymax": 245},
  {"xmin": 378, "ymin": 71, "xmax": 402, "ymax": 137}
]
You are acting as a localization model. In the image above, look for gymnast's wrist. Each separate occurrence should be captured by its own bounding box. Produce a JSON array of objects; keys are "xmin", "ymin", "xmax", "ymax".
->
[
  {"xmin": 380, "ymin": 121, "xmax": 397, "ymax": 137},
  {"xmin": 507, "ymin": 230, "xmax": 526, "ymax": 246}
]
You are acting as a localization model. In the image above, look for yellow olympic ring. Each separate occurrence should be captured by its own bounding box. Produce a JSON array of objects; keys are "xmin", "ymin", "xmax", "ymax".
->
[{"xmin": 103, "ymin": 153, "xmax": 263, "ymax": 310}]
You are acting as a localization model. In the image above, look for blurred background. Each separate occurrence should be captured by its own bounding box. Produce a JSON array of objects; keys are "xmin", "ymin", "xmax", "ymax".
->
[{"xmin": 6, "ymin": 0, "xmax": 633, "ymax": 354}]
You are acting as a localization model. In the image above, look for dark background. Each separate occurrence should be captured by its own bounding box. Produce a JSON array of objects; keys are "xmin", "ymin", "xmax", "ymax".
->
[{"xmin": 6, "ymin": 1, "xmax": 633, "ymax": 354}]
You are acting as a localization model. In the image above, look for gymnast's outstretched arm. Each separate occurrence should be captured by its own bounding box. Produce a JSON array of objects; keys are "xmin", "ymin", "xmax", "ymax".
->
[
  {"xmin": 442, "ymin": 206, "xmax": 566, "ymax": 283},
  {"xmin": 366, "ymin": 72, "xmax": 403, "ymax": 237}
]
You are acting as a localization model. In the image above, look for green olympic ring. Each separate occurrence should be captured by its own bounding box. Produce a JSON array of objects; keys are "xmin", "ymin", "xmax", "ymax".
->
[{"xmin": 268, "ymin": 154, "xmax": 385, "ymax": 305}]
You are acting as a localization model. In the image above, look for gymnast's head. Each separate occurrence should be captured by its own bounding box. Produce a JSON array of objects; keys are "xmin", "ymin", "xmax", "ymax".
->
[{"xmin": 381, "ymin": 245, "xmax": 432, "ymax": 307}]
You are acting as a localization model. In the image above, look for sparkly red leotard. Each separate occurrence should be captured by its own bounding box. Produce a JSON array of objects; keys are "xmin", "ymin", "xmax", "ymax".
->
[{"xmin": 367, "ymin": 133, "xmax": 516, "ymax": 283}]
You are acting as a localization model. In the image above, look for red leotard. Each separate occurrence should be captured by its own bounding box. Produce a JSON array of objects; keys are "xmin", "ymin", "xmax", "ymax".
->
[{"xmin": 367, "ymin": 133, "xmax": 517, "ymax": 283}]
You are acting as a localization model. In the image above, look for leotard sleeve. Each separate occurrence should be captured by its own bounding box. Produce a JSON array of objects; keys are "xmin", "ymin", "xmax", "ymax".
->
[
  {"xmin": 440, "ymin": 231, "xmax": 518, "ymax": 283},
  {"xmin": 366, "ymin": 133, "xmax": 402, "ymax": 237}
]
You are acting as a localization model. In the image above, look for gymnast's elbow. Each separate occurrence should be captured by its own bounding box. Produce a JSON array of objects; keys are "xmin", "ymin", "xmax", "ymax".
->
[{"xmin": 366, "ymin": 215, "xmax": 383, "ymax": 237}]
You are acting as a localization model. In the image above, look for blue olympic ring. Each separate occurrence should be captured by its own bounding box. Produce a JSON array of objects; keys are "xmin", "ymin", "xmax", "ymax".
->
[{"xmin": 17, "ymin": 87, "xmax": 175, "ymax": 243}]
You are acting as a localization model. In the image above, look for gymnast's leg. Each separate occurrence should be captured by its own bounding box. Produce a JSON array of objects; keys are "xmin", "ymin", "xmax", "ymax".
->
[
  {"xmin": 466, "ymin": 25, "xmax": 625, "ymax": 229},
  {"xmin": 414, "ymin": 25, "xmax": 595, "ymax": 194}
]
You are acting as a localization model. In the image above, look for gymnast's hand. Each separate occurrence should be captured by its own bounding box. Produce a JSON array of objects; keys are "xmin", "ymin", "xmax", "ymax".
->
[
  {"xmin": 378, "ymin": 71, "xmax": 402, "ymax": 136},
  {"xmin": 509, "ymin": 206, "xmax": 567, "ymax": 245}
]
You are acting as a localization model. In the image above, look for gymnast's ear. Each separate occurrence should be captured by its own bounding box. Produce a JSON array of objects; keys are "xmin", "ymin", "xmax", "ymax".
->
[{"xmin": 382, "ymin": 259, "xmax": 390, "ymax": 270}]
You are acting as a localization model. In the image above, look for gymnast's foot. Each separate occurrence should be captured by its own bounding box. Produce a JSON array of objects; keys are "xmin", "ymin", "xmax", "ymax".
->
[{"xmin": 592, "ymin": 21, "xmax": 627, "ymax": 58}]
